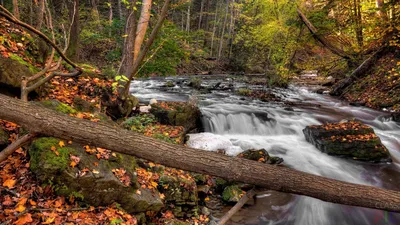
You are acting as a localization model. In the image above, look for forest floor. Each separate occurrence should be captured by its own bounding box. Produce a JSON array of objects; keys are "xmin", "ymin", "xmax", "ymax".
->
[{"xmin": 344, "ymin": 48, "xmax": 400, "ymax": 112}]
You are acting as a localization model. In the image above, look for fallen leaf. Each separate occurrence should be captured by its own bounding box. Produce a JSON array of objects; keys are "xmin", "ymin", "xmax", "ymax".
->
[
  {"xmin": 3, "ymin": 179, "xmax": 17, "ymax": 188},
  {"xmin": 59, "ymin": 141, "xmax": 65, "ymax": 147},
  {"xmin": 14, "ymin": 213, "xmax": 33, "ymax": 225}
]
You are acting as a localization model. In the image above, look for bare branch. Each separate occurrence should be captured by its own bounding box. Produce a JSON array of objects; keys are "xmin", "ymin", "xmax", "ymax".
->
[
  {"xmin": 0, "ymin": 5, "xmax": 81, "ymax": 71},
  {"xmin": 0, "ymin": 133, "xmax": 37, "ymax": 163}
]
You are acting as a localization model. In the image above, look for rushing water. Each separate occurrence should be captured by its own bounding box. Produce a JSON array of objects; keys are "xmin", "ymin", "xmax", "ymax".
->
[{"xmin": 131, "ymin": 76, "xmax": 400, "ymax": 225}]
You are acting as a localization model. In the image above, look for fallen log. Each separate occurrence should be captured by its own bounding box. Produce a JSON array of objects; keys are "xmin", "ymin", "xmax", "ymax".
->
[{"xmin": 0, "ymin": 94, "xmax": 399, "ymax": 212}]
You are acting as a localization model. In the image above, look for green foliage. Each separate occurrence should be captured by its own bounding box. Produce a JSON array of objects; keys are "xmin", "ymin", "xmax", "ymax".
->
[
  {"xmin": 138, "ymin": 22, "xmax": 189, "ymax": 76},
  {"xmin": 237, "ymin": 88, "xmax": 253, "ymax": 96},
  {"xmin": 122, "ymin": 114, "xmax": 157, "ymax": 133},
  {"xmin": 189, "ymin": 77, "xmax": 202, "ymax": 89}
]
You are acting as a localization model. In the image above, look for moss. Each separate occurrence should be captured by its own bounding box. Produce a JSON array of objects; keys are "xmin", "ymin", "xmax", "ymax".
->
[
  {"xmin": 30, "ymin": 137, "xmax": 76, "ymax": 173},
  {"xmin": 41, "ymin": 100, "xmax": 77, "ymax": 115},
  {"xmin": 9, "ymin": 53, "xmax": 38, "ymax": 73},
  {"xmin": 222, "ymin": 185, "xmax": 242, "ymax": 202}
]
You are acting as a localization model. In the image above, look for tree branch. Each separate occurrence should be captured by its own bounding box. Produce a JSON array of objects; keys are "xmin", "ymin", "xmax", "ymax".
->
[
  {"xmin": 0, "ymin": 133, "xmax": 37, "ymax": 163},
  {"xmin": 0, "ymin": 5, "xmax": 81, "ymax": 71}
]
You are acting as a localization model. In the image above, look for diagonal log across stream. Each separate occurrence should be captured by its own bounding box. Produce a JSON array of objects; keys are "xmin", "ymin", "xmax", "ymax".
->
[{"xmin": 0, "ymin": 93, "xmax": 399, "ymax": 212}]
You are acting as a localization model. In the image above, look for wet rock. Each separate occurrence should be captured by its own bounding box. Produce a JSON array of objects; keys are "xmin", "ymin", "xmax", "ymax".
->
[
  {"xmin": 159, "ymin": 174, "xmax": 198, "ymax": 218},
  {"xmin": 238, "ymin": 149, "xmax": 284, "ymax": 165},
  {"xmin": 349, "ymin": 102, "xmax": 366, "ymax": 107},
  {"xmin": 150, "ymin": 102, "xmax": 201, "ymax": 132},
  {"xmin": 0, "ymin": 127, "xmax": 9, "ymax": 149},
  {"xmin": 303, "ymin": 121, "xmax": 392, "ymax": 163},
  {"xmin": 392, "ymin": 113, "xmax": 400, "ymax": 123},
  {"xmin": 29, "ymin": 137, "xmax": 163, "ymax": 213},
  {"xmin": 73, "ymin": 97, "xmax": 97, "ymax": 113}
]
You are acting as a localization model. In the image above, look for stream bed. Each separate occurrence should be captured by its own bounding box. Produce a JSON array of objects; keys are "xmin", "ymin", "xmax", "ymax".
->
[{"xmin": 130, "ymin": 75, "xmax": 400, "ymax": 225}]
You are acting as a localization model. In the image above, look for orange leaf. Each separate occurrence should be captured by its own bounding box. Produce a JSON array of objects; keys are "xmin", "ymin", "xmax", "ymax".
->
[
  {"xmin": 51, "ymin": 146, "xmax": 57, "ymax": 151},
  {"xmin": 3, "ymin": 179, "xmax": 17, "ymax": 188},
  {"xmin": 14, "ymin": 213, "xmax": 33, "ymax": 225}
]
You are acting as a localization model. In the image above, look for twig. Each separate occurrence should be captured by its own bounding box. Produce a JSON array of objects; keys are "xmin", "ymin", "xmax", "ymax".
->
[
  {"xmin": 217, "ymin": 189, "xmax": 257, "ymax": 225},
  {"xmin": 0, "ymin": 133, "xmax": 37, "ymax": 163}
]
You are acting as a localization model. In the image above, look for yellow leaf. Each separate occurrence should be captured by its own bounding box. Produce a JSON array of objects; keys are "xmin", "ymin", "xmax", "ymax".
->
[
  {"xmin": 15, "ymin": 204, "xmax": 26, "ymax": 213},
  {"xmin": 3, "ymin": 179, "xmax": 17, "ymax": 188},
  {"xmin": 136, "ymin": 189, "xmax": 141, "ymax": 195},
  {"xmin": 148, "ymin": 162, "xmax": 155, "ymax": 167},
  {"xmin": 59, "ymin": 141, "xmax": 65, "ymax": 147},
  {"xmin": 151, "ymin": 181, "xmax": 158, "ymax": 188},
  {"xmin": 42, "ymin": 217, "xmax": 55, "ymax": 224},
  {"xmin": 92, "ymin": 169, "xmax": 99, "ymax": 174}
]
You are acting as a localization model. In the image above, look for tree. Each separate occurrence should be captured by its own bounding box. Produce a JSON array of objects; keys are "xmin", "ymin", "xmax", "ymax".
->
[{"xmin": 0, "ymin": 93, "xmax": 399, "ymax": 213}]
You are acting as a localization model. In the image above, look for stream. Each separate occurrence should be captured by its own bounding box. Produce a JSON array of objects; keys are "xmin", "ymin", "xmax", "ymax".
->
[{"xmin": 130, "ymin": 75, "xmax": 400, "ymax": 225}]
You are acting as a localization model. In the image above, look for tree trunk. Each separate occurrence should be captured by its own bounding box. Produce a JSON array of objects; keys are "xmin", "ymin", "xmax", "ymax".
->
[
  {"xmin": 198, "ymin": 0, "xmax": 204, "ymax": 30},
  {"xmin": 0, "ymin": 94, "xmax": 399, "ymax": 213},
  {"xmin": 297, "ymin": 8, "xmax": 352, "ymax": 60},
  {"xmin": 210, "ymin": 2, "xmax": 219, "ymax": 57},
  {"xmin": 36, "ymin": 0, "xmax": 45, "ymax": 29},
  {"xmin": 186, "ymin": 1, "xmax": 191, "ymax": 33},
  {"xmin": 12, "ymin": 0, "xmax": 19, "ymax": 19},
  {"xmin": 218, "ymin": 0, "xmax": 229, "ymax": 60},
  {"xmin": 118, "ymin": 1, "xmax": 137, "ymax": 78},
  {"xmin": 67, "ymin": 0, "xmax": 80, "ymax": 62},
  {"xmin": 117, "ymin": 0, "xmax": 123, "ymax": 20},
  {"xmin": 134, "ymin": 0, "xmax": 152, "ymax": 61}
]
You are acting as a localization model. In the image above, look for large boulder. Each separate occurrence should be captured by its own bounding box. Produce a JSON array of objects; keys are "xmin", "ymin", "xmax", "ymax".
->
[
  {"xmin": 29, "ymin": 137, "xmax": 163, "ymax": 213},
  {"xmin": 158, "ymin": 173, "xmax": 198, "ymax": 218},
  {"xmin": 0, "ymin": 56, "xmax": 35, "ymax": 96},
  {"xmin": 303, "ymin": 121, "xmax": 391, "ymax": 163},
  {"xmin": 0, "ymin": 56, "xmax": 34, "ymax": 88},
  {"xmin": 150, "ymin": 102, "xmax": 202, "ymax": 133}
]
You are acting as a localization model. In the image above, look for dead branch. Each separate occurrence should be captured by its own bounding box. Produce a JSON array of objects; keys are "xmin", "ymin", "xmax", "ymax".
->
[{"xmin": 0, "ymin": 133, "xmax": 37, "ymax": 163}]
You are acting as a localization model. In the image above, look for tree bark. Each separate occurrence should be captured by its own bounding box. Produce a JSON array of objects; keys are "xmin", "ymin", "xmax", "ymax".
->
[
  {"xmin": 134, "ymin": 0, "xmax": 152, "ymax": 61},
  {"xmin": 12, "ymin": 0, "xmax": 19, "ymax": 19},
  {"xmin": 0, "ymin": 94, "xmax": 399, "ymax": 213},
  {"xmin": 67, "ymin": 0, "xmax": 79, "ymax": 62},
  {"xmin": 198, "ymin": 0, "xmax": 204, "ymax": 30},
  {"xmin": 36, "ymin": 0, "xmax": 45, "ymax": 29}
]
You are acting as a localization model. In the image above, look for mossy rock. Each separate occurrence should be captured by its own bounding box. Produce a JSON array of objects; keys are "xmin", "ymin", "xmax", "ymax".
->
[
  {"xmin": 159, "ymin": 174, "xmax": 198, "ymax": 218},
  {"xmin": 238, "ymin": 149, "xmax": 283, "ymax": 165},
  {"xmin": 0, "ymin": 56, "xmax": 34, "ymax": 94},
  {"xmin": 222, "ymin": 185, "xmax": 243, "ymax": 203},
  {"xmin": 73, "ymin": 97, "xmax": 97, "ymax": 113},
  {"xmin": 303, "ymin": 122, "xmax": 392, "ymax": 163},
  {"xmin": 39, "ymin": 100, "xmax": 77, "ymax": 115},
  {"xmin": 150, "ymin": 102, "xmax": 202, "ymax": 132},
  {"xmin": 29, "ymin": 137, "xmax": 163, "ymax": 213}
]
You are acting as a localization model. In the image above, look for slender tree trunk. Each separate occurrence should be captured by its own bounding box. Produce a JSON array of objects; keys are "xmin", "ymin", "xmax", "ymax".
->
[
  {"xmin": 186, "ymin": 1, "xmax": 191, "ymax": 33},
  {"xmin": 210, "ymin": 2, "xmax": 219, "ymax": 57},
  {"xmin": 198, "ymin": 0, "xmax": 204, "ymax": 30},
  {"xmin": 36, "ymin": 0, "xmax": 45, "ymax": 29},
  {"xmin": 227, "ymin": 0, "xmax": 235, "ymax": 59},
  {"xmin": 91, "ymin": 0, "xmax": 100, "ymax": 22},
  {"xmin": 117, "ymin": 0, "xmax": 123, "ymax": 20},
  {"xmin": 218, "ymin": 0, "xmax": 229, "ymax": 60},
  {"xmin": 353, "ymin": 0, "xmax": 363, "ymax": 48},
  {"xmin": 134, "ymin": 0, "xmax": 153, "ymax": 61},
  {"xmin": 67, "ymin": 0, "xmax": 80, "ymax": 62},
  {"xmin": 0, "ymin": 94, "xmax": 400, "ymax": 213},
  {"xmin": 109, "ymin": 0, "xmax": 113, "ymax": 36},
  {"xmin": 118, "ymin": 1, "xmax": 138, "ymax": 78},
  {"xmin": 12, "ymin": 0, "xmax": 19, "ymax": 19}
]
